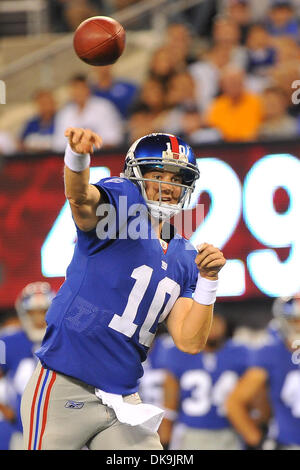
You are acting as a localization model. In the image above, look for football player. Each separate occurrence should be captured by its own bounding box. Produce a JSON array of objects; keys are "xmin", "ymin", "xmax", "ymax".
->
[
  {"xmin": 138, "ymin": 328, "xmax": 174, "ymax": 409},
  {"xmin": 226, "ymin": 294, "xmax": 300, "ymax": 450},
  {"xmin": 0, "ymin": 282, "xmax": 55, "ymax": 449},
  {"xmin": 159, "ymin": 311, "xmax": 249, "ymax": 450},
  {"xmin": 21, "ymin": 128, "xmax": 226, "ymax": 450}
]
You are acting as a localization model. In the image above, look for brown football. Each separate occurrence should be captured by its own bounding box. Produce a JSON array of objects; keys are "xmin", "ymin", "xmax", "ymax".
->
[{"xmin": 73, "ymin": 16, "xmax": 126, "ymax": 66}]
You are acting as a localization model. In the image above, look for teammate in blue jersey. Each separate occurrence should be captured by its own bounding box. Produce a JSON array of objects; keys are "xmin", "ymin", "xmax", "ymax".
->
[
  {"xmin": 0, "ymin": 282, "xmax": 55, "ymax": 449},
  {"xmin": 0, "ymin": 311, "xmax": 21, "ymax": 450},
  {"xmin": 138, "ymin": 330, "xmax": 174, "ymax": 409},
  {"xmin": 227, "ymin": 295, "xmax": 300, "ymax": 450},
  {"xmin": 159, "ymin": 311, "xmax": 249, "ymax": 450},
  {"xmin": 21, "ymin": 127, "xmax": 226, "ymax": 450}
]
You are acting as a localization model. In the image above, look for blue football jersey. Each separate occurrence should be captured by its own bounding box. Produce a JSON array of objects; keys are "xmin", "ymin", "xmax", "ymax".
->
[
  {"xmin": 0, "ymin": 330, "xmax": 34, "ymax": 378},
  {"xmin": 0, "ymin": 375, "xmax": 17, "ymax": 450},
  {"xmin": 37, "ymin": 177, "xmax": 198, "ymax": 395},
  {"xmin": 138, "ymin": 334, "xmax": 174, "ymax": 407},
  {"xmin": 164, "ymin": 340, "xmax": 250, "ymax": 429},
  {"xmin": 0, "ymin": 330, "xmax": 37, "ymax": 433},
  {"xmin": 249, "ymin": 336, "xmax": 300, "ymax": 446}
]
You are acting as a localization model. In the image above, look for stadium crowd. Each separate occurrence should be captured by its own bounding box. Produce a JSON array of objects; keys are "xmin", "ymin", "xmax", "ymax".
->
[{"xmin": 1, "ymin": 0, "xmax": 300, "ymax": 155}]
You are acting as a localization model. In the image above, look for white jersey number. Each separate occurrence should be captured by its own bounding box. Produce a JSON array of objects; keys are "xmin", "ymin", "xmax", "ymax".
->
[
  {"xmin": 109, "ymin": 264, "xmax": 180, "ymax": 347},
  {"xmin": 280, "ymin": 370, "xmax": 300, "ymax": 418},
  {"xmin": 181, "ymin": 370, "xmax": 239, "ymax": 417}
]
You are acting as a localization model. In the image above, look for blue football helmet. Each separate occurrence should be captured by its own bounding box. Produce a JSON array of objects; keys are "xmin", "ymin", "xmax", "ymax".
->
[
  {"xmin": 272, "ymin": 294, "xmax": 300, "ymax": 343},
  {"xmin": 15, "ymin": 282, "xmax": 56, "ymax": 342},
  {"xmin": 122, "ymin": 133, "xmax": 200, "ymax": 219}
]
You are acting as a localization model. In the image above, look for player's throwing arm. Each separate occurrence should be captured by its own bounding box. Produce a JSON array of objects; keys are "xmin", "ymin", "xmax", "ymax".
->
[{"xmin": 64, "ymin": 127, "xmax": 103, "ymax": 232}]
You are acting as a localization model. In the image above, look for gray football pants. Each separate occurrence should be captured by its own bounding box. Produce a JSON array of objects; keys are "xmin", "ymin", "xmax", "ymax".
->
[
  {"xmin": 21, "ymin": 361, "xmax": 163, "ymax": 450},
  {"xmin": 170, "ymin": 423, "xmax": 242, "ymax": 450}
]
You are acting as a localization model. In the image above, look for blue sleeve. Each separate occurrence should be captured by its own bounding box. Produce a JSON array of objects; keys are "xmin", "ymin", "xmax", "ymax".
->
[
  {"xmin": 20, "ymin": 118, "xmax": 38, "ymax": 140},
  {"xmin": 153, "ymin": 335, "xmax": 174, "ymax": 370},
  {"xmin": 163, "ymin": 346, "xmax": 184, "ymax": 379},
  {"xmin": 0, "ymin": 335, "xmax": 11, "ymax": 375},
  {"xmin": 92, "ymin": 177, "xmax": 140, "ymax": 214},
  {"xmin": 248, "ymin": 344, "xmax": 274, "ymax": 373},
  {"xmin": 237, "ymin": 345, "xmax": 252, "ymax": 375},
  {"xmin": 75, "ymin": 177, "xmax": 143, "ymax": 255}
]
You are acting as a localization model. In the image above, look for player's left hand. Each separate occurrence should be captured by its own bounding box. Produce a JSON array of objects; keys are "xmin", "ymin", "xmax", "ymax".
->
[{"xmin": 195, "ymin": 243, "xmax": 226, "ymax": 280}]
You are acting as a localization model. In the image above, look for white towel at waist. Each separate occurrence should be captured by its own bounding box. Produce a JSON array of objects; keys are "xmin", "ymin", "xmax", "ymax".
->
[{"xmin": 95, "ymin": 388, "xmax": 164, "ymax": 433}]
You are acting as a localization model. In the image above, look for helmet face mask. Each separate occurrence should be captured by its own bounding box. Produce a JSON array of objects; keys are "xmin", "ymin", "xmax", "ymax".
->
[
  {"xmin": 123, "ymin": 133, "xmax": 200, "ymax": 221},
  {"xmin": 272, "ymin": 295, "xmax": 300, "ymax": 344}
]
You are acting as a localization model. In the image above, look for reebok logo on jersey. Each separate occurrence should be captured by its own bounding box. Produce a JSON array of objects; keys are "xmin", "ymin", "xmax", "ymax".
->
[{"xmin": 65, "ymin": 400, "xmax": 84, "ymax": 409}]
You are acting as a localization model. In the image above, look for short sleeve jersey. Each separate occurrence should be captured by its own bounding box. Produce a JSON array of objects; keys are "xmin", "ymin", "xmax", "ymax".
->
[
  {"xmin": 138, "ymin": 334, "xmax": 174, "ymax": 407},
  {"xmin": 164, "ymin": 339, "xmax": 250, "ymax": 429},
  {"xmin": 0, "ymin": 330, "xmax": 37, "ymax": 431},
  {"xmin": 249, "ymin": 336, "xmax": 300, "ymax": 446}
]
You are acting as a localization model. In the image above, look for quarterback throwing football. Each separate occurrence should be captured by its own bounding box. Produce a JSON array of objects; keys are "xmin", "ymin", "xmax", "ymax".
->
[{"xmin": 21, "ymin": 128, "xmax": 226, "ymax": 450}]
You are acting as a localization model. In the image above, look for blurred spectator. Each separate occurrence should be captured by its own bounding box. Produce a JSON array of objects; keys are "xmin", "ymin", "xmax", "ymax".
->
[
  {"xmin": 266, "ymin": 0, "xmax": 300, "ymax": 41},
  {"xmin": 0, "ymin": 130, "xmax": 17, "ymax": 156},
  {"xmin": 159, "ymin": 312, "xmax": 249, "ymax": 450},
  {"xmin": 222, "ymin": 0, "xmax": 300, "ymax": 22},
  {"xmin": 137, "ymin": 78, "xmax": 166, "ymax": 116},
  {"xmin": 64, "ymin": 0, "xmax": 99, "ymax": 31},
  {"xmin": 166, "ymin": 0, "xmax": 218, "ymax": 37},
  {"xmin": 189, "ymin": 43, "xmax": 232, "ymax": 111},
  {"xmin": 53, "ymin": 74, "xmax": 123, "ymax": 151},
  {"xmin": 165, "ymin": 23, "xmax": 196, "ymax": 68},
  {"xmin": 127, "ymin": 104, "xmax": 156, "ymax": 144},
  {"xmin": 206, "ymin": 65, "xmax": 263, "ymax": 141},
  {"xmin": 273, "ymin": 36, "xmax": 300, "ymax": 66},
  {"xmin": 246, "ymin": 24, "xmax": 277, "ymax": 75},
  {"xmin": 48, "ymin": 0, "xmax": 72, "ymax": 32},
  {"xmin": 179, "ymin": 105, "xmax": 221, "ymax": 144},
  {"xmin": 19, "ymin": 90, "xmax": 57, "ymax": 152},
  {"xmin": 148, "ymin": 47, "xmax": 177, "ymax": 87},
  {"xmin": 258, "ymin": 86, "xmax": 298, "ymax": 139},
  {"xmin": 92, "ymin": 66, "xmax": 138, "ymax": 119},
  {"xmin": 48, "ymin": 0, "xmax": 103, "ymax": 32},
  {"xmin": 126, "ymin": 78, "xmax": 166, "ymax": 142},
  {"xmin": 212, "ymin": 15, "xmax": 248, "ymax": 68},
  {"xmin": 271, "ymin": 62, "xmax": 300, "ymax": 117},
  {"xmin": 162, "ymin": 72, "xmax": 199, "ymax": 135},
  {"xmin": 165, "ymin": 71, "xmax": 198, "ymax": 110},
  {"xmin": 225, "ymin": 0, "xmax": 253, "ymax": 43}
]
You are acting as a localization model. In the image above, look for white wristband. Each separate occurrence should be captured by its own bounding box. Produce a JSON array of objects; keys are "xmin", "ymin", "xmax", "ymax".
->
[
  {"xmin": 193, "ymin": 274, "xmax": 218, "ymax": 305},
  {"xmin": 64, "ymin": 143, "xmax": 90, "ymax": 172}
]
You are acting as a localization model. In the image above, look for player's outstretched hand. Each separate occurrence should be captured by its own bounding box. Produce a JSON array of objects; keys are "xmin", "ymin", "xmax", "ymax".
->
[
  {"xmin": 195, "ymin": 243, "xmax": 226, "ymax": 280},
  {"xmin": 65, "ymin": 127, "xmax": 102, "ymax": 155}
]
